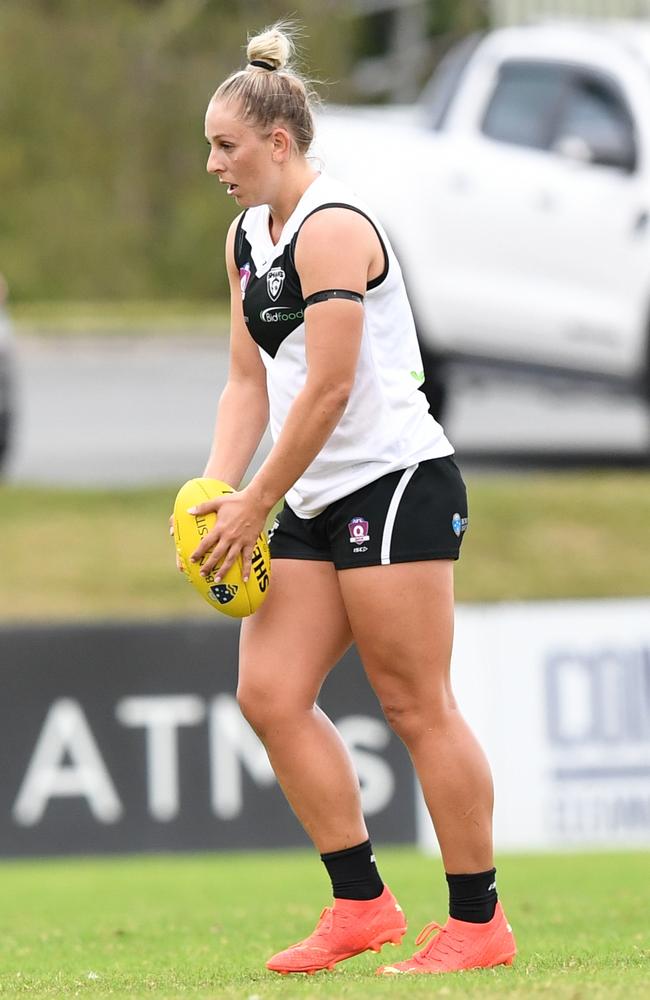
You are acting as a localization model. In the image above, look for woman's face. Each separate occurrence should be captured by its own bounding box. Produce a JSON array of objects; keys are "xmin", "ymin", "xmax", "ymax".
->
[{"xmin": 205, "ymin": 99, "xmax": 276, "ymax": 207}]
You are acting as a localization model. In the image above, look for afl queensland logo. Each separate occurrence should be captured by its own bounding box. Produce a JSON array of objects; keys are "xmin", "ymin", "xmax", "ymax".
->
[
  {"xmin": 348, "ymin": 517, "xmax": 370, "ymax": 545},
  {"xmin": 267, "ymin": 266, "xmax": 285, "ymax": 302}
]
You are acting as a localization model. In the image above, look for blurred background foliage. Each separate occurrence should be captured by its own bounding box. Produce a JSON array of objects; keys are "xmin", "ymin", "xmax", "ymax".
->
[{"xmin": 0, "ymin": 0, "xmax": 488, "ymax": 303}]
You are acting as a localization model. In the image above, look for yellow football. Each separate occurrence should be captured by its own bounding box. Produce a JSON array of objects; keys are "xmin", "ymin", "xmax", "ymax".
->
[{"xmin": 173, "ymin": 478, "xmax": 271, "ymax": 618}]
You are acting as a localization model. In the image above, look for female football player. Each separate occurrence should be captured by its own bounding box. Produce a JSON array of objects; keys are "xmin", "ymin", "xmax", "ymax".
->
[{"xmin": 185, "ymin": 22, "xmax": 516, "ymax": 977}]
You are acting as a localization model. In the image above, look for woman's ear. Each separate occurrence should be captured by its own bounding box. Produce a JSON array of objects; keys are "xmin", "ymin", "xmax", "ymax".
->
[{"xmin": 270, "ymin": 126, "xmax": 293, "ymax": 162}]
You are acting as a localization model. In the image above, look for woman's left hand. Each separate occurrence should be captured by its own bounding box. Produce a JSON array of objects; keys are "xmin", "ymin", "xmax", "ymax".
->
[{"xmin": 188, "ymin": 486, "xmax": 271, "ymax": 583}]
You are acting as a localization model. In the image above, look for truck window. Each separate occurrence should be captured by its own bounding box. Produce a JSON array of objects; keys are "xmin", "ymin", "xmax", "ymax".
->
[
  {"xmin": 552, "ymin": 72, "xmax": 637, "ymax": 172},
  {"xmin": 419, "ymin": 33, "xmax": 484, "ymax": 131},
  {"xmin": 481, "ymin": 61, "xmax": 569, "ymax": 150}
]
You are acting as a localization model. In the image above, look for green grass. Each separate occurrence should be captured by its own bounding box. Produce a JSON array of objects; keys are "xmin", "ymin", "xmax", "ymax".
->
[
  {"xmin": 0, "ymin": 472, "xmax": 648, "ymax": 621},
  {"xmin": 0, "ymin": 848, "xmax": 648, "ymax": 999},
  {"xmin": 12, "ymin": 301, "xmax": 229, "ymax": 338}
]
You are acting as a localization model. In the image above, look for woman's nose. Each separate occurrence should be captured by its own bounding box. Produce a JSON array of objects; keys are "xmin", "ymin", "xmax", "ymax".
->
[{"xmin": 206, "ymin": 149, "xmax": 223, "ymax": 175}]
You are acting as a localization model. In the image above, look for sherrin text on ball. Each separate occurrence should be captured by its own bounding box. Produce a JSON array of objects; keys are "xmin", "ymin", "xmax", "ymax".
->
[{"xmin": 173, "ymin": 478, "xmax": 271, "ymax": 617}]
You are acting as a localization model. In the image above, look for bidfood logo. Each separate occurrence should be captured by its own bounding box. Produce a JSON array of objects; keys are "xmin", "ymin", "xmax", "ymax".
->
[{"xmin": 260, "ymin": 307, "xmax": 304, "ymax": 323}]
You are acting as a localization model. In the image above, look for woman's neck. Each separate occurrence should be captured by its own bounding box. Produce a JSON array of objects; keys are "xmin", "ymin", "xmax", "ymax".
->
[{"xmin": 268, "ymin": 162, "xmax": 320, "ymax": 242}]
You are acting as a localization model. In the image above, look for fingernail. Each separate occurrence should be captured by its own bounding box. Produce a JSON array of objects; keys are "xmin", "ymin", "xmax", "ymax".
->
[
  {"xmin": 187, "ymin": 507, "xmax": 198, "ymax": 515},
  {"xmin": 215, "ymin": 575, "xmax": 221, "ymax": 583},
  {"xmin": 243, "ymin": 575, "xmax": 249, "ymax": 582}
]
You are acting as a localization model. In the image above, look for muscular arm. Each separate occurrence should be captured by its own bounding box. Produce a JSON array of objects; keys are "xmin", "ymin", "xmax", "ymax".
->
[
  {"xmin": 202, "ymin": 215, "xmax": 269, "ymax": 488},
  {"xmin": 189, "ymin": 208, "xmax": 379, "ymax": 581},
  {"xmin": 246, "ymin": 209, "xmax": 374, "ymax": 509}
]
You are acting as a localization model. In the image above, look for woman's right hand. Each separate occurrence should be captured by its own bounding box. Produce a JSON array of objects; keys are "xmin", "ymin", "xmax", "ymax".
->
[{"xmin": 169, "ymin": 514, "xmax": 185, "ymax": 574}]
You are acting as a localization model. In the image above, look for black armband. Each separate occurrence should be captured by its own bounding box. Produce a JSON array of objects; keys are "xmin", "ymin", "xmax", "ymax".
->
[{"xmin": 303, "ymin": 289, "xmax": 364, "ymax": 309}]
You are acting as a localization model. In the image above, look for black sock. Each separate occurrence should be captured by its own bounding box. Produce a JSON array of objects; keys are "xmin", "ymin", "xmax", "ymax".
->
[
  {"xmin": 320, "ymin": 839, "xmax": 384, "ymax": 900},
  {"xmin": 446, "ymin": 867, "xmax": 498, "ymax": 923}
]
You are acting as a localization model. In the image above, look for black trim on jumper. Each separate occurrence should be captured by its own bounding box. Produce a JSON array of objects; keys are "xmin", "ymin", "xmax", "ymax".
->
[
  {"xmin": 234, "ymin": 211, "xmax": 248, "ymax": 269},
  {"xmin": 304, "ymin": 289, "xmax": 364, "ymax": 309},
  {"xmin": 291, "ymin": 203, "xmax": 390, "ymax": 290}
]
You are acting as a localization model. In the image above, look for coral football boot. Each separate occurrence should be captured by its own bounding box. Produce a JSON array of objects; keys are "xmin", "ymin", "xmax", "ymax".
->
[
  {"xmin": 378, "ymin": 901, "xmax": 516, "ymax": 975},
  {"xmin": 266, "ymin": 886, "xmax": 407, "ymax": 975}
]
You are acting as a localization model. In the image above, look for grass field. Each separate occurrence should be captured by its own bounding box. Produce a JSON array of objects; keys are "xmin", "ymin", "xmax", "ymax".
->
[
  {"xmin": 0, "ymin": 472, "xmax": 648, "ymax": 621},
  {"xmin": 12, "ymin": 302, "xmax": 229, "ymax": 338},
  {"xmin": 0, "ymin": 847, "xmax": 648, "ymax": 999}
]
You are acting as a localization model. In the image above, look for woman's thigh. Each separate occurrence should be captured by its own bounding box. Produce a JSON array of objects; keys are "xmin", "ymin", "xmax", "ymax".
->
[
  {"xmin": 336, "ymin": 560, "xmax": 456, "ymax": 705},
  {"xmin": 239, "ymin": 559, "xmax": 353, "ymax": 713}
]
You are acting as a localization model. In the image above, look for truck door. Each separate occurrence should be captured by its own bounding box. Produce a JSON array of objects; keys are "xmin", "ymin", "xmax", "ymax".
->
[
  {"xmin": 424, "ymin": 60, "xmax": 573, "ymax": 366},
  {"xmin": 434, "ymin": 58, "xmax": 646, "ymax": 378},
  {"xmin": 533, "ymin": 67, "xmax": 647, "ymax": 378}
]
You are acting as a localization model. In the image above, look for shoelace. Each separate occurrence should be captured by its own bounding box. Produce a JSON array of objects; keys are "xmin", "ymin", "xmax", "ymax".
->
[
  {"xmin": 413, "ymin": 921, "xmax": 464, "ymax": 963},
  {"xmin": 306, "ymin": 906, "xmax": 352, "ymax": 944}
]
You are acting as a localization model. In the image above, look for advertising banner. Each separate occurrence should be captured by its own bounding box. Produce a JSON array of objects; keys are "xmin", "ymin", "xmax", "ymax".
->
[
  {"xmin": 418, "ymin": 599, "xmax": 650, "ymax": 853},
  {"xmin": 2, "ymin": 598, "xmax": 648, "ymax": 858},
  {"xmin": 0, "ymin": 622, "xmax": 415, "ymax": 857}
]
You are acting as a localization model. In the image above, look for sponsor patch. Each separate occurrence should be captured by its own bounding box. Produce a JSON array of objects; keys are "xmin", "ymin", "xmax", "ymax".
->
[
  {"xmin": 348, "ymin": 517, "xmax": 370, "ymax": 545},
  {"xmin": 267, "ymin": 267, "xmax": 285, "ymax": 302},
  {"xmin": 209, "ymin": 583, "xmax": 238, "ymax": 605},
  {"xmin": 259, "ymin": 306, "xmax": 303, "ymax": 323},
  {"xmin": 239, "ymin": 262, "xmax": 251, "ymax": 298}
]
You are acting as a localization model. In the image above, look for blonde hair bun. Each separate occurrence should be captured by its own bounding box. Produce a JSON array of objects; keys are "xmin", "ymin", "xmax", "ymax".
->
[
  {"xmin": 212, "ymin": 20, "xmax": 315, "ymax": 155},
  {"xmin": 247, "ymin": 23, "xmax": 294, "ymax": 71}
]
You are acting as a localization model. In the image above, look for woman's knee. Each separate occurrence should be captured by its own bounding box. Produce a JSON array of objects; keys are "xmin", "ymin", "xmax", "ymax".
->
[
  {"xmin": 378, "ymin": 687, "xmax": 456, "ymax": 743},
  {"xmin": 236, "ymin": 679, "xmax": 311, "ymax": 737},
  {"xmin": 236, "ymin": 682, "xmax": 273, "ymax": 734}
]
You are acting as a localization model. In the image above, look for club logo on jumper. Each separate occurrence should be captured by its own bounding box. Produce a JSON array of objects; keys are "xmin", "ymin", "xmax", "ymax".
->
[
  {"xmin": 259, "ymin": 307, "xmax": 304, "ymax": 323},
  {"xmin": 209, "ymin": 583, "xmax": 238, "ymax": 605},
  {"xmin": 451, "ymin": 512, "xmax": 468, "ymax": 538},
  {"xmin": 266, "ymin": 266, "xmax": 285, "ymax": 302},
  {"xmin": 348, "ymin": 517, "xmax": 370, "ymax": 546},
  {"xmin": 239, "ymin": 262, "xmax": 251, "ymax": 298}
]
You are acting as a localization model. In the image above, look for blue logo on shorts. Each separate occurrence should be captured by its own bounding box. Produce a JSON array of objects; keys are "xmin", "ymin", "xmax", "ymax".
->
[{"xmin": 452, "ymin": 512, "xmax": 468, "ymax": 538}]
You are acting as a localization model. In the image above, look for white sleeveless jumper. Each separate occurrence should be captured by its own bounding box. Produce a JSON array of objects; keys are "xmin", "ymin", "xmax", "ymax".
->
[{"xmin": 234, "ymin": 173, "xmax": 453, "ymax": 518}]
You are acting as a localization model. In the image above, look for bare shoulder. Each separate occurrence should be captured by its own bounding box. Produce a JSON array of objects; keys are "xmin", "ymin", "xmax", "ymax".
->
[
  {"xmin": 295, "ymin": 207, "xmax": 377, "ymax": 292},
  {"xmin": 297, "ymin": 206, "xmax": 376, "ymax": 253}
]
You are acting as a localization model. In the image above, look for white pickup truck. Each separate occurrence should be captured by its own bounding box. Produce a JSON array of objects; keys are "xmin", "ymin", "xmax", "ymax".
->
[{"xmin": 316, "ymin": 20, "xmax": 650, "ymax": 424}]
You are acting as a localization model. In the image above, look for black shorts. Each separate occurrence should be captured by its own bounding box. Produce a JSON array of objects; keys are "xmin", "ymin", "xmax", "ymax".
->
[{"xmin": 269, "ymin": 455, "xmax": 468, "ymax": 570}]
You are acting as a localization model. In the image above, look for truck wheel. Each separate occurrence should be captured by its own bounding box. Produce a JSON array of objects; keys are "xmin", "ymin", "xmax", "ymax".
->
[{"xmin": 418, "ymin": 339, "xmax": 448, "ymax": 423}]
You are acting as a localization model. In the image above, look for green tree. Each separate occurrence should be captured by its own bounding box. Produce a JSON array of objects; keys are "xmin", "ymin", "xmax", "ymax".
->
[{"xmin": 0, "ymin": 0, "xmax": 353, "ymax": 302}]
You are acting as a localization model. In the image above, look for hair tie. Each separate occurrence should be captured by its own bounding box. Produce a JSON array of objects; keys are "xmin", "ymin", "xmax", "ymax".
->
[{"xmin": 249, "ymin": 59, "xmax": 276, "ymax": 71}]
